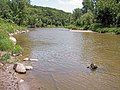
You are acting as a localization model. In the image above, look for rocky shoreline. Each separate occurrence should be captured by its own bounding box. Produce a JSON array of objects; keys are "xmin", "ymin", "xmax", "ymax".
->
[
  {"xmin": 0, "ymin": 62, "xmax": 30, "ymax": 90},
  {"xmin": 0, "ymin": 29, "xmax": 32, "ymax": 90}
]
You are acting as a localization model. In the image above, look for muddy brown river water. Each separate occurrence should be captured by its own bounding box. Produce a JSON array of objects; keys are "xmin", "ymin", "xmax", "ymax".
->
[{"xmin": 15, "ymin": 28, "xmax": 120, "ymax": 90}]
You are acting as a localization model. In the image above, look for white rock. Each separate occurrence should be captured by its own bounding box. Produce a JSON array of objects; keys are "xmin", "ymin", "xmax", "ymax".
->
[
  {"xmin": 25, "ymin": 66, "xmax": 33, "ymax": 70},
  {"xmin": 23, "ymin": 58, "xmax": 38, "ymax": 61},
  {"xmin": 9, "ymin": 33, "xmax": 14, "ymax": 36},
  {"xmin": 30, "ymin": 58, "xmax": 38, "ymax": 61},
  {"xmin": 19, "ymin": 79, "xmax": 24, "ymax": 83},
  {"xmin": 14, "ymin": 32, "xmax": 18, "ymax": 34},
  {"xmin": 14, "ymin": 63, "xmax": 26, "ymax": 74},
  {"xmin": 0, "ymin": 63, "xmax": 3, "ymax": 68},
  {"xmin": 23, "ymin": 58, "xmax": 29, "ymax": 61},
  {"xmin": 26, "ymin": 30, "xmax": 29, "ymax": 32},
  {"xmin": 9, "ymin": 36, "xmax": 17, "ymax": 45},
  {"xmin": 21, "ymin": 31, "xmax": 26, "ymax": 33}
]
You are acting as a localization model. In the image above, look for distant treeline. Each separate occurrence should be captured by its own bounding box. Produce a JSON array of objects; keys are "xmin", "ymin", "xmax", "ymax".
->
[
  {"xmin": 0, "ymin": 0, "xmax": 120, "ymax": 34},
  {"xmin": 0, "ymin": 0, "xmax": 71, "ymax": 27},
  {"xmin": 69, "ymin": 0, "xmax": 120, "ymax": 34}
]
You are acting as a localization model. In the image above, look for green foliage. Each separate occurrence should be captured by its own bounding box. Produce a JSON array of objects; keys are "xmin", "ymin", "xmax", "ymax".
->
[
  {"xmin": 0, "ymin": 30, "xmax": 8, "ymax": 39},
  {"xmin": 80, "ymin": 11, "xmax": 94, "ymax": 29},
  {"xmin": 26, "ymin": 5, "xmax": 70, "ymax": 27},
  {"xmin": 66, "ymin": 25, "xmax": 77, "ymax": 30},
  {"xmin": 70, "ymin": 0, "xmax": 120, "ymax": 34},
  {"xmin": 82, "ymin": 0, "xmax": 95, "ymax": 14},
  {"xmin": 82, "ymin": 25, "xmax": 90, "ymax": 30},
  {"xmin": 73, "ymin": 8, "xmax": 82, "ymax": 21},
  {"xmin": 75, "ymin": 19, "xmax": 81, "ymax": 26},
  {"xmin": 96, "ymin": 0, "xmax": 119, "ymax": 27},
  {"xmin": 0, "ymin": 18, "xmax": 24, "ymax": 51},
  {"xmin": 116, "ymin": 13, "xmax": 120, "ymax": 27},
  {"xmin": 12, "ymin": 45, "xmax": 23, "ymax": 55},
  {"xmin": 95, "ymin": 28, "xmax": 120, "ymax": 34},
  {"xmin": 0, "ymin": 53, "xmax": 10, "ymax": 61},
  {"xmin": 90, "ymin": 23, "xmax": 102, "ymax": 31},
  {"xmin": 65, "ymin": 25, "xmax": 82, "ymax": 30},
  {"xmin": 0, "ymin": 38, "xmax": 14, "ymax": 51}
]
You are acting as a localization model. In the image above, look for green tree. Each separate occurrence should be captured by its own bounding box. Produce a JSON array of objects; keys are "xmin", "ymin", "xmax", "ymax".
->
[
  {"xmin": 96, "ymin": 0, "xmax": 118, "ymax": 26},
  {"xmin": 9, "ymin": 0, "xmax": 28, "ymax": 25},
  {"xmin": 73, "ymin": 8, "xmax": 82, "ymax": 21},
  {"xmin": 0, "ymin": 0, "xmax": 12, "ymax": 20},
  {"xmin": 80, "ymin": 11, "xmax": 94, "ymax": 26}
]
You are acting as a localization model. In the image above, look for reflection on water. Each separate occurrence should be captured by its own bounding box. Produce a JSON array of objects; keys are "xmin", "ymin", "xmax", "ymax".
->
[{"xmin": 15, "ymin": 28, "xmax": 120, "ymax": 90}]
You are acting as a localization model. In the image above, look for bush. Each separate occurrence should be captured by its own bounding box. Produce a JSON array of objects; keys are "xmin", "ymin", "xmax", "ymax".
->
[
  {"xmin": 0, "ymin": 18, "xmax": 24, "ymax": 33},
  {"xmin": 116, "ymin": 13, "xmax": 120, "ymax": 27},
  {"xmin": 0, "ymin": 30, "xmax": 9, "ymax": 39},
  {"xmin": 95, "ymin": 28, "xmax": 120, "ymax": 34},
  {"xmin": 82, "ymin": 25, "xmax": 90, "ymax": 30},
  {"xmin": 75, "ymin": 19, "xmax": 81, "ymax": 26},
  {"xmin": 90, "ymin": 23, "xmax": 102, "ymax": 31},
  {"xmin": 80, "ymin": 11, "xmax": 94, "ymax": 26},
  {"xmin": 65, "ymin": 25, "xmax": 78, "ymax": 30},
  {"xmin": 0, "ymin": 53, "xmax": 10, "ymax": 62},
  {"xmin": 12, "ymin": 45, "xmax": 23, "ymax": 55},
  {"xmin": 0, "ymin": 38, "xmax": 14, "ymax": 51},
  {"xmin": 114, "ymin": 28, "xmax": 120, "ymax": 35}
]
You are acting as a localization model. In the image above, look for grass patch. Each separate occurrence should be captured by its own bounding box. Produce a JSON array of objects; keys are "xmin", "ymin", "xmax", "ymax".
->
[
  {"xmin": 12, "ymin": 45, "xmax": 23, "ymax": 55},
  {"xmin": 0, "ymin": 53, "xmax": 10, "ymax": 62}
]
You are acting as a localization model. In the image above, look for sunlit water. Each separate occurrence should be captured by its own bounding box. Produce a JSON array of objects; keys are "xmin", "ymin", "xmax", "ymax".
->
[{"xmin": 15, "ymin": 28, "xmax": 120, "ymax": 90}]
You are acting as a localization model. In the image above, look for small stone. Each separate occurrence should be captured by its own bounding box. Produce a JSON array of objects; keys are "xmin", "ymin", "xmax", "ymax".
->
[
  {"xmin": 30, "ymin": 58, "xmax": 38, "ymax": 61},
  {"xmin": 19, "ymin": 79, "xmax": 24, "ymax": 83},
  {"xmin": 23, "ymin": 58, "xmax": 29, "ymax": 61},
  {"xmin": 21, "ymin": 31, "xmax": 26, "ymax": 33},
  {"xmin": 0, "ymin": 63, "xmax": 4, "ymax": 68},
  {"xmin": 25, "ymin": 66, "xmax": 33, "ymax": 70}
]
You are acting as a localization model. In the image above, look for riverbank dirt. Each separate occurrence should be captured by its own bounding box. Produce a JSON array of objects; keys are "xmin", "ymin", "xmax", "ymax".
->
[{"xmin": 0, "ymin": 62, "xmax": 29, "ymax": 90}]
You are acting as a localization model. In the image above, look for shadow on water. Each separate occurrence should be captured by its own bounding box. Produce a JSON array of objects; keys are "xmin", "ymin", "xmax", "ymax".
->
[{"xmin": 15, "ymin": 28, "xmax": 120, "ymax": 90}]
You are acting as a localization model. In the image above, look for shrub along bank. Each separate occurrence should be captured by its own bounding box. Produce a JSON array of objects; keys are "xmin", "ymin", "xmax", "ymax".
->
[{"xmin": 0, "ymin": 18, "xmax": 24, "ymax": 62}]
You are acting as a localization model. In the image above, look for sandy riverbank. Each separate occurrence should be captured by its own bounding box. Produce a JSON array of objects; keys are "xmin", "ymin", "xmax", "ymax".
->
[{"xmin": 70, "ymin": 30, "xmax": 93, "ymax": 33}]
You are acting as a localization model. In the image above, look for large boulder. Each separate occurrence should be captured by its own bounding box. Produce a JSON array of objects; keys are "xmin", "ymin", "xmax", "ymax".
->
[
  {"xmin": 9, "ymin": 36, "xmax": 17, "ymax": 45},
  {"xmin": 13, "ymin": 63, "xmax": 26, "ymax": 74}
]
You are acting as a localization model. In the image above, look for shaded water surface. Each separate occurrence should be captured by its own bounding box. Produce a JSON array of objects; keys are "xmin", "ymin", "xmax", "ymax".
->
[{"xmin": 15, "ymin": 28, "xmax": 120, "ymax": 90}]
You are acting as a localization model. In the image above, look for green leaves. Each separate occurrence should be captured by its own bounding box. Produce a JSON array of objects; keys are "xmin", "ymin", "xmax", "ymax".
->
[{"xmin": 0, "ymin": 53, "xmax": 10, "ymax": 61}]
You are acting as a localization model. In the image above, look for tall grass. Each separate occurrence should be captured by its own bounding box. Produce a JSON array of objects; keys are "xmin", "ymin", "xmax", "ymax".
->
[{"xmin": 0, "ymin": 18, "xmax": 24, "ymax": 51}]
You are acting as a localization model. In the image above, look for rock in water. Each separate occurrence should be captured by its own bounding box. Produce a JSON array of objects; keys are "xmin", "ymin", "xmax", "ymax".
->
[
  {"xmin": 87, "ymin": 63, "xmax": 98, "ymax": 70},
  {"xmin": 23, "ymin": 58, "xmax": 38, "ymax": 61},
  {"xmin": 13, "ymin": 63, "xmax": 26, "ymax": 74},
  {"xmin": 90, "ymin": 63, "xmax": 98, "ymax": 70},
  {"xmin": 29, "ymin": 58, "xmax": 38, "ymax": 61},
  {"xmin": 25, "ymin": 66, "xmax": 33, "ymax": 70}
]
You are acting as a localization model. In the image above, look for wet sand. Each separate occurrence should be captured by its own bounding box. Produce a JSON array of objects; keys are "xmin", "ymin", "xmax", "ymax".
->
[{"xmin": 70, "ymin": 30, "xmax": 93, "ymax": 32}]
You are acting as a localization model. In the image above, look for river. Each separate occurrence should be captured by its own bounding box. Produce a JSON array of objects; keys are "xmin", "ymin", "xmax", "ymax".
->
[{"xmin": 15, "ymin": 28, "xmax": 120, "ymax": 90}]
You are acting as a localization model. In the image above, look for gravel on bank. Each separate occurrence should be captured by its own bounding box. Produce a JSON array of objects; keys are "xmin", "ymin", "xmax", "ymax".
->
[{"xmin": 0, "ymin": 63, "xmax": 29, "ymax": 90}]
